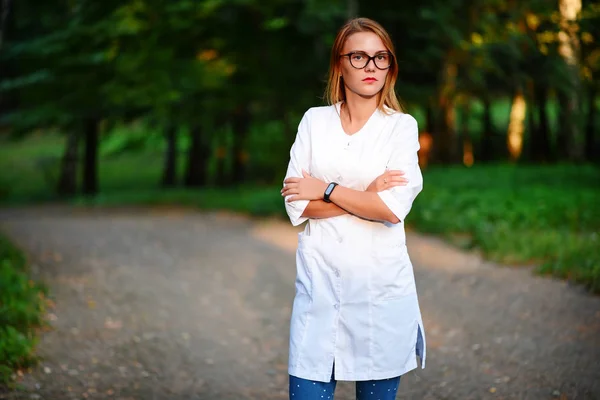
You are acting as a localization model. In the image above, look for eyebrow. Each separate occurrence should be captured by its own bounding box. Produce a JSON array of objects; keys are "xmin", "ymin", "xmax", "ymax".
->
[{"xmin": 347, "ymin": 50, "xmax": 389, "ymax": 54}]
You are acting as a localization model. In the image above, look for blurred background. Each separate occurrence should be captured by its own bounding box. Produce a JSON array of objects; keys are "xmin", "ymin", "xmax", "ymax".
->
[
  {"xmin": 1, "ymin": 1, "xmax": 599, "ymax": 283},
  {"xmin": 0, "ymin": 0, "xmax": 599, "ymax": 396}
]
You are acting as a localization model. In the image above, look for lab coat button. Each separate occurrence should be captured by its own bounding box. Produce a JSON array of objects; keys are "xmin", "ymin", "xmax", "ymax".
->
[
  {"xmin": 334, "ymin": 304, "xmax": 339, "ymax": 310},
  {"xmin": 334, "ymin": 269, "xmax": 340, "ymax": 277}
]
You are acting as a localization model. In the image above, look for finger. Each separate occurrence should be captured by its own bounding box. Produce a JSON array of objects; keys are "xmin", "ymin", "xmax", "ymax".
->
[
  {"xmin": 391, "ymin": 177, "xmax": 409, "ymax": 184},
  {"xmin": 383, "ymin": 178, "xmax": 408, "ymax": 187},
  {"xmin": 386, "ymin": 181, "xmax": 407, "ymax": 189},
  {"xmin": 386, "ymin": 170, "xmax": 405, "ymax": 176},
  {"xmin": 281, "ymin": 188, "xmax": 299, "ymax": 197},
  {"xmin": 386, "ymin": 175, "xmax": 408, "ymax": 182},
  {"xmin": 284, "ymin": 177, "xmax": 301, "ymax": 184},
  {"xmin": 301, "ymin": 170, "xmax": 310, "ymax": 178},
  {"xmin": 382, "ymin": 175, "xmax": 406, "ymax": 184}
]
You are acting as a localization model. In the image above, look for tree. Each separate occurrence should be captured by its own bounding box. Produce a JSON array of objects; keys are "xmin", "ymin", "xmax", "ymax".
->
[{"xmin": 557, "ymin": 0, "xmax": 584, "ymax": 161}]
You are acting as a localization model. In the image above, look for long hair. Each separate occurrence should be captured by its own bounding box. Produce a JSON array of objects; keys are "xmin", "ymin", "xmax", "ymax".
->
[{"xmin": 324, "ymin": 18, "xmax": 403, "ymax": 114}]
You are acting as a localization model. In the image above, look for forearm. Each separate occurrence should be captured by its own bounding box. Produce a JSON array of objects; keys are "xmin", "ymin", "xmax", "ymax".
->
[
  {"xmin": 329, "ymin": 185, "xmax": 399, "ymax": 224},
  {"xmin": 301, "ymin": 200, "xmax": 348, "ymax": 219}
]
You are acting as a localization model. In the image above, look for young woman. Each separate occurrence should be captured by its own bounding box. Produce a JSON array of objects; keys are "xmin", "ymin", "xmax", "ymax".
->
[{"xmin": 280, "ymin": 17, "xmax": 426, "ymax": 400}]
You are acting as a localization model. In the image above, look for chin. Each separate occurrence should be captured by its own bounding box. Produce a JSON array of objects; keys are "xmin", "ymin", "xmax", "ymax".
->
[
  {"xmin": 348, "ymin": 85, "xmax": 384, "ymax": 99},
  {"xmin": 358, "ymin": 89, "xmax": 384, "ymax": 99}
]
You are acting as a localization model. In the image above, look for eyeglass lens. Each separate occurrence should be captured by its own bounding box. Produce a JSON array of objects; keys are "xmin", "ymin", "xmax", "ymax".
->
[{"xmin": 349, "ymin": 52, "xmax": 391, "ymax": 69}]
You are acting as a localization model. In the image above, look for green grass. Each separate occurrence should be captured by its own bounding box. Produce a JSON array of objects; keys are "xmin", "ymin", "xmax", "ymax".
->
[
  {"xmin": 408, "ymin": 164, "xmax": 600, "ymax": 292},
  {"xmin": 1, "ymin": 134, "xmax": 599, "ymax": 294},
  {"xmin": 0, "ymin": 235, "xmax": 48, "ymax": 385}
]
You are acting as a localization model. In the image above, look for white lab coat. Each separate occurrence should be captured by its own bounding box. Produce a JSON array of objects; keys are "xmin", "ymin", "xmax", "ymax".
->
[{"xmin": 283, "ymin": 103, "xmax": 426, "ymax": 382}]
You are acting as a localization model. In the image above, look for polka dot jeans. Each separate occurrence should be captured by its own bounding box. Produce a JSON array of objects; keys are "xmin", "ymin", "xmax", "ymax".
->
[{"xmin": 289, "ymin": 371, "xmax": 400, "ymax": 400}]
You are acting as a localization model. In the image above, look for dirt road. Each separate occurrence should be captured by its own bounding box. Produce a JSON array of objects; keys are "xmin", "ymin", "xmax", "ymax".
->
[{"xmin": 1, "ymin": 206, "xmax": 598, "ymax": 400}]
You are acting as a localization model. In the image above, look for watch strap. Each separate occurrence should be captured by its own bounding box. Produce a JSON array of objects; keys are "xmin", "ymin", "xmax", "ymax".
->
[{"xmin": 323, "ymin": 182, "xmax": 338, "ymax": 203}]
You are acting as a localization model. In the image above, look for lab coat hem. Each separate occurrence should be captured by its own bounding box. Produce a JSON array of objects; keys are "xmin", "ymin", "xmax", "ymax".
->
[
  {"xmin": 417, "ymin": 320, "xmax": 426, "ymax": 368},
  {"xmin": 288, "ymin": 360, "xmax": 419, "ymax": 383},
  {"xmin": 349, "ymin": 360, "xmax": 418, "ymax": 381},
  {"xmin": 288, "ymin": 367, "xmax": 332, "ymax": 384}
]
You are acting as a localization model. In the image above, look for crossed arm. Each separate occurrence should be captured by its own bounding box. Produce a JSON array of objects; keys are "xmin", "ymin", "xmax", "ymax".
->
[
  {"xmin": 283, "ymin": 113, "xmax": 421, "ymax": 226},
  {"xmin": 281, "ymin": 170, "xmax": 407, "ymax": 224}
]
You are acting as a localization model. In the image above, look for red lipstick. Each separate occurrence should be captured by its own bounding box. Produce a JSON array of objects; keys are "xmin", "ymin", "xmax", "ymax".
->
[{"xmin": 363, "ymin": 77, "xmax": 377, "ymax": 83}]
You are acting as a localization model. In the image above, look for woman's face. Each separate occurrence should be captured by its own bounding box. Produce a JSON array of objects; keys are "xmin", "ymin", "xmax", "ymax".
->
[{"xmin": 340, "ymin": 31, "xmax": 390, "ymax": 99}]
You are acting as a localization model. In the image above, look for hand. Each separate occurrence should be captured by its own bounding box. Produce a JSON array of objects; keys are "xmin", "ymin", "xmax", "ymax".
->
[
  {"xmin": 366, "ymin": 170, "xmax": 408, "ymax": 192},
  {"xmin": 281, "ymin": 170, "xmax": 328, "ymax": 202}
]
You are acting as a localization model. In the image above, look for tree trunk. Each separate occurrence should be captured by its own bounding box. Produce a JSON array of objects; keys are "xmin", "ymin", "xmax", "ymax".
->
[
  {"xmin": 57, "ymin": 130, "xmax": 79, "ymax": 197},
  {"xmin": 82, "ymin": 118, "xmax": 99, "ymax": 196},
  {"xmin": 435, "ymin": 58, "xmax": 458, "ymax": 163},
  {"xmin": 416, "ymin": 102, "xmax": 435, "ymax": 168},
  {"xmin": 184, "ymin": 124, "xmax": 209, "ymax": 187},
  {"xmin": 0, "ymin": 0, "xmax": 14, "ymax": 121},
  {"xmin": 536, "ymin": 84, "xmax": 552, "ymax": 160},
  {"xmin": 529, "ymin": 83, "xmax": 552, "ymax": 161},
  {"xmin": 460, "ymin": 102, "xmax": 474, "ymax": 166},
  {"xmin": 161, "ymin": 124, "xmax": 178, "ymax": 187},
  {"xmin": 556, "ymin": 91, "xmax": 569, "ymax": 160},
  {"xmin": 585, "ymin": 86, "xmax": 597, "ymax": 162},
  {"xmin": 480, "ymin": 96, "xmax": 493, "ymax": 162},
  {"xmin": 213, "ymin": 143, "xmax": 227, "ymax": 187},
  {"xmin": 558, "ymin": 0, "xmax": 584, "ymax": 161},
  {"xmin": 507, "ymin": 88, "xmax": 527, "ymax": 162},
  {"xmin": 213, "ymin": 114, "xmax": 229, "ymax": 187},
  {"xmin": 425, "ymin": 101, "xmax": 435, "ymax": 136},
  {"xmin": 231, "ymin": 106, "xmax": 251, "ymax": 185},
  {"xmin": 0, "ymin": 0, "xmax": 11, "ymax": 50},
  {"xmin": 527, "ymin": 89, "xmax": 537, "ymax": 162}
]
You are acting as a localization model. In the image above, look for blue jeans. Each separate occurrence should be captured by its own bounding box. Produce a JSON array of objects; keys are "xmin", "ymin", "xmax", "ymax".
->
[{"xmin": 289, "ymin": 369, "xmax": 401, "ymax": 400}]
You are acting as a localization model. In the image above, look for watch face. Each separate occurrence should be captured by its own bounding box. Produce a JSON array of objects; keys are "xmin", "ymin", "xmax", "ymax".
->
[{"xmin": 325, "ymin": 184, "xmax": 334, "ymax": 195}]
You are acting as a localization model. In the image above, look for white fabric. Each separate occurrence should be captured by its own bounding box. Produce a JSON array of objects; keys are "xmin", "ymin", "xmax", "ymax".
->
[{"xmin": 283, "ymin": 103, "xmax": 426, "ymax": 382}]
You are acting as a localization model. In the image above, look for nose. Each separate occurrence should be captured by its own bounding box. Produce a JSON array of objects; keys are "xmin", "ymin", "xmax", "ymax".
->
[{"xmin": 365, "ymin": 58, "xmax": 376, "ymax": 72}]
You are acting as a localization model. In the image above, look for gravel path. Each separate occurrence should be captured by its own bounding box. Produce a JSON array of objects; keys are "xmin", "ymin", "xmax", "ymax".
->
[{"xmin": 0, "ymin": 206, "xmax": 598, "ymax": 400}]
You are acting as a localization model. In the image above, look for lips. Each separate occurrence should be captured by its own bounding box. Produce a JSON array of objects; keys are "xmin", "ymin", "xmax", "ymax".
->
[{"xmin": 363, "ymin": 78, "xmax": 377, "ymax": 82}]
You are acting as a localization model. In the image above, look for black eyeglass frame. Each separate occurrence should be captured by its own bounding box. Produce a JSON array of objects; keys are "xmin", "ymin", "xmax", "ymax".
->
[{"xmin": 339, "ymin": 51, "xmax": 393, "ymax": 70}]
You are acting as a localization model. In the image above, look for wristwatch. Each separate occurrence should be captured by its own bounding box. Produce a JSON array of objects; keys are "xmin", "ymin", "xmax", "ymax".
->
[{"xmin": 323, "ymin": 182, "xmax": 338, "ymax": 203}]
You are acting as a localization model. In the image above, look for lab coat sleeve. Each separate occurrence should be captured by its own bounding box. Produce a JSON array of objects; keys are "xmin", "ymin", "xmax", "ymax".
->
[
  {"xmin": 283, "ymin": 111, "xmax": 312, "ymax": 226},
  {"xmin": 377, "ymin": 114, "xmax": 423, "ymax": 224}
]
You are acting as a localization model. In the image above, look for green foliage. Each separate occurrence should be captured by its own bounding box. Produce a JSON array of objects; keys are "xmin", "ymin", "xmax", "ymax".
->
[
  {"xmin": 0, "ymin": 134, "xmax": 64, "ymax": 202},
  {"xmin": 0, "ymin": 235, "xmax": 48, "ymax": 385},
  {"xmin": 245, "ymin": 119, "xmax": 295, "ymax": 183},
  {"xmin": 100, "ymin": 120, "xmax": 170, "ymax": 157},
  {"xmin": 410, "ymin": 164, "xmax": 600, "ymax": 292}
]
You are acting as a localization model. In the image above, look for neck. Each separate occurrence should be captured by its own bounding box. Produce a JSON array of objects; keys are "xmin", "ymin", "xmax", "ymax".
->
[{"xmin": 342, "ymin": 90, "xmax": 379, "ymax": 122}]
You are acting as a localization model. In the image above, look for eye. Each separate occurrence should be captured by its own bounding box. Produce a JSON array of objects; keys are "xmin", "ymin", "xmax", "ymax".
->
[{"xmin": 351, "ymin": 53, "xmax": 365, "ymax": 61}]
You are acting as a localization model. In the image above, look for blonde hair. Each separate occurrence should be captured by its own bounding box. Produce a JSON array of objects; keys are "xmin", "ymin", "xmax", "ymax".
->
[{"xmin": 324, "ymin": 17, "xmax": 403, "ymax": 114}]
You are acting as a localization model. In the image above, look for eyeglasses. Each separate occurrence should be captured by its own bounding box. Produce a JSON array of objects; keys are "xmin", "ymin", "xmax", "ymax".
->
[{"xmin": 340, "ymin": 51, "xmax": 393, "ymax": 70}]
